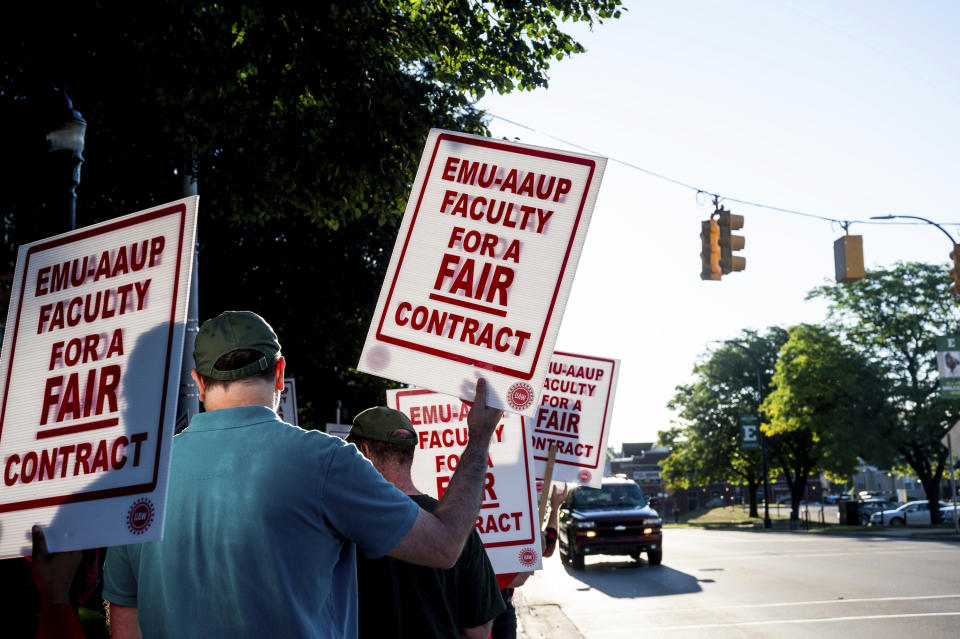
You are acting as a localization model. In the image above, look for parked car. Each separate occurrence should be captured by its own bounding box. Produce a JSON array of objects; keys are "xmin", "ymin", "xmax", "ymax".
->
[
  {"xmin": 869, "ymin": 500, "xmax": 956, "ymax": 526},
  {"xmin": 557, "ymin": 477, "xmax": 663, "ymax": 570},
  {"xmin": 856, "ymin": 499, "xmax": 899, "ymax": 525}
]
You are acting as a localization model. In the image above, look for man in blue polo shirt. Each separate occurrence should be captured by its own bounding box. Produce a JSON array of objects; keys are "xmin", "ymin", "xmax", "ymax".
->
[{"xmin": 103, "ymin": 311, "xmax": 503, "ymax": 638}]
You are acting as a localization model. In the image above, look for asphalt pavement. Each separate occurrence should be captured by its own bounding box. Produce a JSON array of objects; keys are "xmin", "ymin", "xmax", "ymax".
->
[{"xmin": 514, "ymin": 524, "xmax": 960, "ymax": 639}]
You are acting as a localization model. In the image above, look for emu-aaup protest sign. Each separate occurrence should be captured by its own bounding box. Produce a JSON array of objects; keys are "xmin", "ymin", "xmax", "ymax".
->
[
  {"xmin": 387, "ymin": 387, "xmax": 542, "ymax": 574},
  {"xmin": 0, "ymin": 197, "xmax": 198, "ymax": 558},
  {"xmin": 527, "ymin": 352, "xmax": 619, "ymax": 489},
  {"xmin": 360, "ymin": 129, "xmax": 606, "ymax": 417}
]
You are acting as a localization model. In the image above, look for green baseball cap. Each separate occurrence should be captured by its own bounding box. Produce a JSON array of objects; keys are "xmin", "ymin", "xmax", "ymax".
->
[
  {"xmin": 193, "ymin": 311, "xmax": 281, "ymax": 381},
  {"xmin": 349, "ymin": 406, "xmax": 418, "ymax": 446}
]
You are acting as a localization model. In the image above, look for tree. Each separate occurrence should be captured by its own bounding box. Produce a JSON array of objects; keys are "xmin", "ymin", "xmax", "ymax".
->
[
  {"xmin": 662, "ymin": 328, "xmax": 787, "ymax": 518},
  {"xmin": 1, "ymin": 1, "xmax": 625, "ymax": 424},
  {"xmin": 761, "ymin": 324, "xmax": 894, "ymax": 521},
  {"xmin": 809, "ymin": 262, "xmax": 960, "ymax": 523}
]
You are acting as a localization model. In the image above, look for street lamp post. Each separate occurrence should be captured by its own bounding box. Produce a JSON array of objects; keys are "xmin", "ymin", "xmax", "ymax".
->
[
  {"xmin": 870, "ymin": 214, "xmax": 956, "ymax": 245},
  {"xmin": 872, "ymin": 214, "xmax": 960, "ymax": 294},
  {"xmin": 724, "ymin": 340, "xmax": 773, "ymax": 529},
  {"xmin": 45, "ymin": 91, "xmax": 87, "ymax": 233}
]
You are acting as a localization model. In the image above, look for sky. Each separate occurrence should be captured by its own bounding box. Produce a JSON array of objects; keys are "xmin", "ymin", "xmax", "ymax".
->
[{"xmin": 476, "ymin": 0, "xmax": 960, "ymax": 448}]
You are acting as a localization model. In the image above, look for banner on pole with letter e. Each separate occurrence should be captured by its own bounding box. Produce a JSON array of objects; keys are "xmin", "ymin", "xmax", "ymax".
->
[
  {"xmin": 0, "ymin": 197, "xmax": 198, "ymax": 558},
  {"xmin": 527, "ymin": 351, "xmax": 619, "ymax": 489},
  {"xmin": 359, "ymin": 129, "xmax": 606, "ymax": 417},
  {"xmin": 386, "ymin": 387, "xmax": 542, "ymax": 574},
  {"xmin": 936, "ymin": 335, "xmax": 960, "ymax": 399}
]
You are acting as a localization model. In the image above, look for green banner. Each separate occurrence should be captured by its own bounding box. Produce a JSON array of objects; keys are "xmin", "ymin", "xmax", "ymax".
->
[
  {"xmin": 937, "ymin": 335, "xmax": 960, "ymax": 400},
  {"xmin": 741, "ymin": 414, "xmax": 760, "ymax": 450}
]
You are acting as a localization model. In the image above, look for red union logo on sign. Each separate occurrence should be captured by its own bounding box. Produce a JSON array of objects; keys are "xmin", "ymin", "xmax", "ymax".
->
[
  {"xmin": 126, "ymin": 498, "xmax": 155, "ymax": 535},
  {"xmin": 507, "ymin": 382, "xmax": 534, "ymax": 411},
  {"xmin": 518, "ymin": 547, "xmax": 538, "ymax": 567}
]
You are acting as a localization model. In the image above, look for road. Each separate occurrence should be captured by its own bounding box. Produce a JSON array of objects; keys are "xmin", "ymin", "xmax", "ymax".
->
[{"xmin": 515, "ymin": 527, "xmax": 960, "ymax": 639}]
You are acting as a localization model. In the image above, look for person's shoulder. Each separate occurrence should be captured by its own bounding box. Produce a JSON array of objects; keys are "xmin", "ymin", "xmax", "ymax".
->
[
  {"xmin": 285, "ymin": 425, "xmax": 357, "ymax": 461},
  {"xmin": 271, "ymin": 420, "xmax": 348, "ymax": 446}
]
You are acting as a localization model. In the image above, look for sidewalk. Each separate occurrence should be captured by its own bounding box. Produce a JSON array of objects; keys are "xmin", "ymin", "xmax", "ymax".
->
[{"xmin": 514, "ymin": 587, "xmax": 583, "ymax": 639}]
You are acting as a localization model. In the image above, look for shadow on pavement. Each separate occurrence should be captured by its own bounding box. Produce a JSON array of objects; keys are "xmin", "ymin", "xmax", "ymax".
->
[{"xmin": 561, "ymin": 557, "xmax": 702, "ymax": 599}]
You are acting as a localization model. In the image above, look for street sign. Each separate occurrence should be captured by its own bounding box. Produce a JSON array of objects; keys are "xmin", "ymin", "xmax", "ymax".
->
[
  {"xmin": 325, "ymin": 423, "xmax": 351, "ymax": 439},
  {"xmin": 386, "ymin": 387, "xmax": 542, "ymax": 574},
  {"xmin": 741, "ymin": 415, "xmax": 760, "ymax": 450},
  {"xmin": 276, "ymin": 378, "xmax": 298, "ymax": 426},
  {"xmin": 936, "ymin": 335, "xmax": 960, "ymax": 399},
  {"xmin": 0, "ymin": 197, "xmax": 198, "ymax": 557},
  {"xmin": 359, "ymin": 129, "xmax": 606, "ymax": 416}
]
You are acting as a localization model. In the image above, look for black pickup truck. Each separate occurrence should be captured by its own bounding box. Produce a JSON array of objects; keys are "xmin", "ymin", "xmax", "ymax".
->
[{"xmin": 558, "ymin": 476, "xmax": 663, "ymax": 569}]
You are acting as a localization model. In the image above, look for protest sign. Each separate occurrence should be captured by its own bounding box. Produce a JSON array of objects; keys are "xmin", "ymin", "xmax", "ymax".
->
[
  {"xmin": 0, "ymin": 197, "xmax": 198, "ymax": 557},
  {"xmin": 360, "ymin": 129, "xmax": 606, "ymax": 417},
  {"xmin": 276, "ymin": 378, "xmax": 298, "ymax": 426},
  {"xmin": 387, "ymin": 387, "xmax": 542, "ymax": 574},
  {"xmin": 527, "ymin": 351, "xmax": 619, "ymax": 489}
]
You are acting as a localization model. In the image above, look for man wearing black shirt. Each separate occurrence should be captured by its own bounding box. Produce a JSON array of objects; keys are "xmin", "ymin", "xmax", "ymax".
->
[{"xmin": 349, "ymin": 407, "xmax": 505, "ymax": 639}]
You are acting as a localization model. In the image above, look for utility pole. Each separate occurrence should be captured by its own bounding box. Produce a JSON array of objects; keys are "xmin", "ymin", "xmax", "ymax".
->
[{"xmin": 175, "ymin": 161, "xmax": 200, "ymax": 433}]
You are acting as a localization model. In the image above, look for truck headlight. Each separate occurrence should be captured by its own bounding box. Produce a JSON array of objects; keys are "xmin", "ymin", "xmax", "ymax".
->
[{"xmin": 574, "ymin": 521, "xmax": 596, "ymax": 529}]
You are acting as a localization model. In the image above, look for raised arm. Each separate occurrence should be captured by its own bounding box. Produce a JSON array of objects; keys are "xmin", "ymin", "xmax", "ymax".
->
[
  {"xmin": 547, "ymin": 483, "xmax": 568, "ymax": 531},
  {"xmin": 388, "ymin": 378, "xmax": 503, "ymax": 568}
]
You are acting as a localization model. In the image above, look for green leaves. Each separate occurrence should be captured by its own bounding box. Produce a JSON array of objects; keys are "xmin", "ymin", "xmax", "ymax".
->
[
  {"xmin": 808, "ymin": 262, "xmax": 957, "ymax": 504},
  {"xmin": 1, "ymin": 0, "xmax": 625, "ymax": 426},
  {"xmin": 663, "ymin": 328, "xmax": 786, "ymax": 492},
  {"xmin": 761, "ymin": 324, "xmax": 892, "ymax": 478}
]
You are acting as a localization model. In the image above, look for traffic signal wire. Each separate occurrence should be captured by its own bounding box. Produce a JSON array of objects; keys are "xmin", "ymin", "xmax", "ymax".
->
[{"xmin": 486, "ymin": 112, "xmax": 958, "ymax": 232}]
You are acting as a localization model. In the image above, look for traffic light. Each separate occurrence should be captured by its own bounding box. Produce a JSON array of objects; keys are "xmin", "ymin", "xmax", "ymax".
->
[
  {"xmin": 951, "ymin": 244, "xmax": 960, "ymax": 295},
  {"xmin": 700, "ymin": 219, "xmax": 721, "ymax": 280},
  {"xmin": 717, "ymin": 207, "xmax": 745, "ymax": 275},
  {"xmin": 834, "ymin": 235, "xmax": 865, "ymax": 283}
]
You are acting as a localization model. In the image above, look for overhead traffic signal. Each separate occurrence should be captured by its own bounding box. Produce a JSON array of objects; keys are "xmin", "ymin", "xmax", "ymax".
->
[
  {"xmin": 700, "ymin": 219, "xmax": 721, "ymax": 280},
  {"xmin": 951, "ymin": 244, "xmax": 960, "ymax": 295},
  {"xmin": 717, "ymin": 206, "xmax": 745, "ymax": 275},
  {"xmin": 833, "ymin": 234, "xmax": 865, "ymax": 283}
]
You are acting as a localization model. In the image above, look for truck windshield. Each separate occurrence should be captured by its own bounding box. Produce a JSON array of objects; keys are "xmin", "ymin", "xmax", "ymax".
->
[{"xmin": 572, "ymin": 483, "xmax": 647, "ymax": 510}]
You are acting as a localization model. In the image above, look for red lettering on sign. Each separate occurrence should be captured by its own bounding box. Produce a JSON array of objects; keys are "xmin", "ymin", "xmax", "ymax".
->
[
  {"xmin": 393, "ymin": 302, "xmax": 531, "ymax": 357},
  {"xmin": 483, "ymin": 472, "xmax": 497, "ymax": 502},
  {"xmin": 474, "ymin": 511, "xmax": 524, "ymax": 534},
  {"xmin": 3, "ymin": 432, "xmax": 145, "ymax": 486},
  {"xmin": 536, "ymin": 408, "xmax": 580, "ymax": 434},
  {"xmin": 36, "ymin": 281, "xmax": 151, "ymax": 334},
  {"xmin": 436, "ymin": 474, "xmax": 450, "ymax": 500},
  {"xmin": 39, "ymin": 364, "xmax": 121, "ymax": 425}
]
